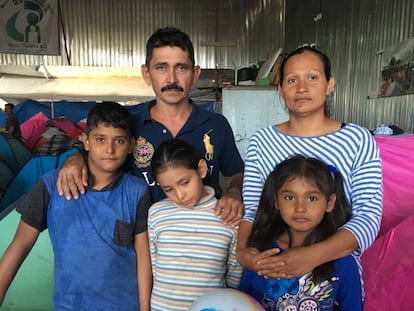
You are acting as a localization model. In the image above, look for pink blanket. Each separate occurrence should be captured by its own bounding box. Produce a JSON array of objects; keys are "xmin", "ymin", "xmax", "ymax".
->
[
  {"xmin": 375, "ymin": 135, "xmax": 414, "ymax": 236},
  {"xmin": 362, "ymin": 214, "xmax": 414, "ymax": 310},
  {"xmin": 362, "ymin": 135, "xmax": 414, "ymax": 310}
]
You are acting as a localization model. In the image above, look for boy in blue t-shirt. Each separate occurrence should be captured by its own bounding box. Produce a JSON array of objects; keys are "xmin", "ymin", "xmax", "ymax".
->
[{"xmin": 0, "ymin": 102, "xmax": 152, "ymax": 310}]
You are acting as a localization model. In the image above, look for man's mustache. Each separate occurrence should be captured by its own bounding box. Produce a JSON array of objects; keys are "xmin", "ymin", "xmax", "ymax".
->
[{"xmin": 161, "ymin": 83, "xmax": 184, "ymax": 92}]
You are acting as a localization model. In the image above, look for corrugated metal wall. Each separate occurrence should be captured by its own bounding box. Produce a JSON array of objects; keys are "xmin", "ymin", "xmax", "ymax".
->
[
  {"xmin": 285, "ymin": 0, "xmax": 414, "ymax": 132},
  {"xmin": 2, "ymin": 0, "xmax": 414, "ymax": 131},
  {"xmin": 0, "ymin": 0, "xmax": 285, "ymax": 69}
]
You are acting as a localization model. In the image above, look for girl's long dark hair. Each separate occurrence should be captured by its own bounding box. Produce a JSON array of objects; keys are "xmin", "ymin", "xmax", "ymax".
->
[
  {"xmin": 151, "ymin": 138, "xmax": 221, "ymax": 198},
  {"xmin": 151, "ymin": 138, "xmax": 200, "ymax": 176},
  {"xmin": 248, "ymin": 154, "xmax": 352, "ymax": 283}
]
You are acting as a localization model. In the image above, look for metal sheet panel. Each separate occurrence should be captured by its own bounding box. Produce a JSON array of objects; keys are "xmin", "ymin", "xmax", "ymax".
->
[
  {"xmin": 0, "ymin": 0, "xmax": 285, "ymax": 70},
  {"xmin": 3, "ymin": 0, "xmax": 414, "ymax": 132},
  {"xmin": 285, "ymin": 0, "xmax": 414, "ymax": 132}
]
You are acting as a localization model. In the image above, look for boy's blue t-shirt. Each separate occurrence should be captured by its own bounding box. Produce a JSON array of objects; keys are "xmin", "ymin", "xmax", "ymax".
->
[{"xmin": 18, "ymin": 169, "xmax": 149, "ymax": 311}]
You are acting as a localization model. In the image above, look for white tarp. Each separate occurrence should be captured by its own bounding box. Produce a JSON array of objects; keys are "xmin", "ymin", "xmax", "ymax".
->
[{"xmin": 0, "ymin": 65, "xmax": 155, "ymax": 104}]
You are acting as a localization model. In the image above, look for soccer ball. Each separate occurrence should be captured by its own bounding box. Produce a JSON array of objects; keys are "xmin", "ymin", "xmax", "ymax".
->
[{"xmin": 189, "ymin": 288, "xmax": 265, "ymax": 311}]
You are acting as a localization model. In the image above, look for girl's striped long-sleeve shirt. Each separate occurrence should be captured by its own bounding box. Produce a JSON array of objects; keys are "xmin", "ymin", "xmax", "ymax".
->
[{"xmin": 148, "ymin": 185, "xmax": 242, "ymax": 311}]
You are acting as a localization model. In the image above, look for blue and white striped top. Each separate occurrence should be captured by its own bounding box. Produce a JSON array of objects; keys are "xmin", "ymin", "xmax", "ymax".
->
[
  {"xmin": 148, "ymin": 186, "xmax": 243, "ymax": 311},
  {"xmin": 243, "ymin": 123, "xmax": 383, "ymax": 258}
]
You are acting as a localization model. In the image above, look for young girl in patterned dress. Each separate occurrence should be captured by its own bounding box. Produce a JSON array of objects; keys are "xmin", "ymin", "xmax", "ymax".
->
[{"xmin": 238, "ymin": 155, "xmax": 362, "ymax": 311}]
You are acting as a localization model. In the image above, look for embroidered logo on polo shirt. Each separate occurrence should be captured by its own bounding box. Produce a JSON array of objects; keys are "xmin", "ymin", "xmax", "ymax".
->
[
  {"xmin": 203, "ymin": 129, "xmax": 214, "ymax": 161},
  {"xmin": 133, "ymin": 137, "xmax": 154, "ymax": 168}
]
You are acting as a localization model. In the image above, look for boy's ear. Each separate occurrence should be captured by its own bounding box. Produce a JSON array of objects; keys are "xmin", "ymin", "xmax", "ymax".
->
[
  {"xmin": 326, "ymin": 193, "xmax": 336, "ymax": 213},
  {"xmin": 197, "ymin": 159, "xmax": 208, "ymax": 179},
  {"xmin": 82, "ymin": 133, "xmax": 89, "ymax": 151}
]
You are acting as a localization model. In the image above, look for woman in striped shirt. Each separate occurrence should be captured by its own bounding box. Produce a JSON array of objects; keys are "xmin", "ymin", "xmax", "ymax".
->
[{"xmin": 236, "ymin": 46, "xmax": 383, "ymax": 291}]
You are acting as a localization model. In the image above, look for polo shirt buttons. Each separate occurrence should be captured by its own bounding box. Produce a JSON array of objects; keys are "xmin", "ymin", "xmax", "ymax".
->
[{"xmin": 162, "ymin": 129, "xmax": 167, "ymax": 134}]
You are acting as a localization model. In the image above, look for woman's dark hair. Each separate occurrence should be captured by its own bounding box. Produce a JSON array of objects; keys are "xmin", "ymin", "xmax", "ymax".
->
[
  {"xmin": 279, "ymin": 46, "xmax": 332, "ymax": 117},
  {"xmin": 279, "ymin": 46, "xmax": 332, "ymax": 85},
  {"xmin": 151, "ymin": 138, "xmax": 221, "ymax": 197},
  {"xmin": 145, "ymin": 27, "xmax": 195, "ymax": 68},
  {"xmin": 248, "ymin": 154, "xmax": 352, "ymax": 284},
  {"xmin": 86, "ymin": 101, "xmax": 134, "ymax": 137}
]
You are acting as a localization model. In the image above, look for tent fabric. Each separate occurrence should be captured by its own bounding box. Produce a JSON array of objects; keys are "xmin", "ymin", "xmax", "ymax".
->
[
  {"xmin": 362, "ymin": 134, "xmax": 414, "ymax": 311},
  {"xmin": 6, "ymin": 136, "xmax": 31, "ymax": 169},
  {"xmin": 34, "ymin": 132, "xmax": 81, "ymax": 156},
  {"xmin": 0, "ymin": 162, "xmax": 14, "ymax": 195},
  {"xmin": 48, "ymin": 118, "xmax": 84, "ymax": 139},
  {"xmin": 0, "ymin": 100, "xmax": 214, "ymax": 214},
  {"xmin": 14, "ymin": 100, "xmax": 98, "ymax": 123},
  {"xmin": 20, "ymin": 112, "xmax": 50, "ymax": 149},
  {"xmin": 13, "ymin": 99, "xmax": 213, "ymax": 124},
  {"xmin": 0, "ymin": 148, "xmax": 78, "ymax": 213},
  {"xmin": 22, "ymin": 116, "xmax": 84, "ymax": 154},
  {"xmin": 0, "ymin": 133, "xmax": 32, "ymax": 193},
  {"xmin": 0, "ymin": 133, "xmax": 31, "ymax": 172},
  {"xmin": 0, "ymin": 111, "xmax": 6, "ymax": 128}
]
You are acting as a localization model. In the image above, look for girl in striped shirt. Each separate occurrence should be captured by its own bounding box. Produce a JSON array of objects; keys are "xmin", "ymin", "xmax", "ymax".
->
[{"xmin": 148, "ymin": 138, "xmax": 243, "ymax": 311}]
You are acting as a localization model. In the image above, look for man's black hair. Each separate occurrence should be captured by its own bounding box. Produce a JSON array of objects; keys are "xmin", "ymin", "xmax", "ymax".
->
[{"xmin": 145, "ymin": 27, "xmax": 195, "ymax": 68}]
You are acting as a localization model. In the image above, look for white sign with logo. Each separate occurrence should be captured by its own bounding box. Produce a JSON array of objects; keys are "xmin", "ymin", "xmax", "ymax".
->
[{"xmin": 0, "ymin": 0, "xmax": 59, "ymax": 55}]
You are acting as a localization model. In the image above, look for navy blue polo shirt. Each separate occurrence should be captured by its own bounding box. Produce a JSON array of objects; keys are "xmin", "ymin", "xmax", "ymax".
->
[{"xmin": 127, "ymin": 99, "xmax": 244, "ymax": 203}]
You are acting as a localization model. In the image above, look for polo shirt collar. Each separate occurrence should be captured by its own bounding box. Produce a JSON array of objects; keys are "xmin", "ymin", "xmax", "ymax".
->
[
  {"xmin": 140, "ymin": 99, "xmax": 209, "ymax": 129},
  {"xmin": 140, "ymin": 99, "xmax": 156, "ymax": 123}
]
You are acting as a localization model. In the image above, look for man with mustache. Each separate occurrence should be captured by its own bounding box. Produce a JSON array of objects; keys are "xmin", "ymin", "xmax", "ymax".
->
[{"xmin": 57, "ymin": 27, "xmax": 244, "ymax": 226}]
